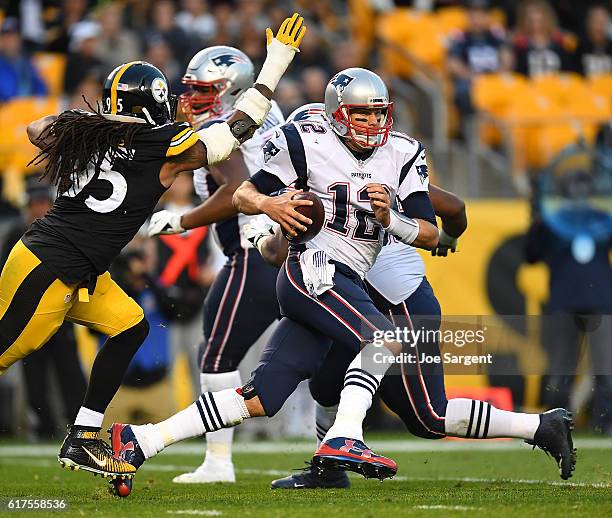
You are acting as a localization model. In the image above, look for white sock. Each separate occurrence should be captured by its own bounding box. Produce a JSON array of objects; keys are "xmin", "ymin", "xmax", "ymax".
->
[
  {"xmin": 201, "ymin": 371, "xmax": 242, "ymax": 464},
  {"xmin": 323, "ymin": 343, "xmax": 393, "ymax": 442},
  {"xmin": 315, "ymin": 403, "xmax": 338, "ymax": 448},
  {"xmin": 134, "ymin": 388, "xmax": 250, "ymax": 459},
  {"xmin": 74, "ymin": 407, "xmax": 104, "ymax": 428},
  {"xmin": 445, "ymin": 398, "xmax": 540, "ymax": 440}
]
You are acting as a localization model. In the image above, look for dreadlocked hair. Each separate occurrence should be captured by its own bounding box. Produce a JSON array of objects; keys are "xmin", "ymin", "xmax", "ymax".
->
[{"xmin": 29, "ymin": 100, "xmax": 143, "ymax": 194}]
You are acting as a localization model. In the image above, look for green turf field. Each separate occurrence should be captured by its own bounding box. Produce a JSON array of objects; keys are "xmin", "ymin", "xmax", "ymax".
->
[{"xmin": 0, "ymin": 436, "xmax": 610, "ymax": 517}]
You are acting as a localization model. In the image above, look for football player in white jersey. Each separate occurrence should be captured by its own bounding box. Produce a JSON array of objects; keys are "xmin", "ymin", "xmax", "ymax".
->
[
  {"xmin": 146, "ymin": 46, "xmax": 285, "ymax": 484},
  {"xmin": 108, "ymin": 67, "xmax": 439, "ymax": 483},
  {"xmin": 109, "ymin": 69, "xmax": 574, "ymax": 488},
  {"xmin": 244, "ymin": 105, "xmax": 576, "ymax": 488}
]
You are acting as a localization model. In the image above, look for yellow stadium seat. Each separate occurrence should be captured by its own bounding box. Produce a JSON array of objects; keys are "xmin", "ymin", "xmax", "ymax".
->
[
  {"xmin": 587, "ymin": 73, "xmax": 612, "ymax": 101},
  {"xmin": 488, "ymin": 7, "xmax": 507, "ymax": 28},
  {"xmin": 349, "ymin": 0, "xmax": 376, "ymax": 64},
  {"xmin": 473, "ymin": 73, "xmax": 531, "ymax": 115},
  {"xmin": 472, "ymin": 73, "xmax": 531, "ymax": 145},
  {"xmin": 531, "ymin": 73, "xmax": 590, "ymax": 104},
  {"xmin": 563, "ymin": 92, "xmax": 611, "ymax": 144},
  {"xmin": 435, "ymin": 7, "xmax": 468, "ymax": 36},
  {"xmin": 377, "ymin": 9, "xmax": 446, "ymax": 75},
  {"xmin": 0, "ymin": 97, "xmax": 61, "ymax": 172},
  {"xmin": 503, "ymin": 90, "xmax": 559, "ymax": 169},
  {"xmin": 32, "ymin": 52, "xmax": 67, "ymax": 97}
]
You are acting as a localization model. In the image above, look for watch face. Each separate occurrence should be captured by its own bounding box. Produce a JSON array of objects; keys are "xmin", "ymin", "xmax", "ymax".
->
[{"xmin": 231, "ymin": 120, "xmax": 246, "ymax": 135}]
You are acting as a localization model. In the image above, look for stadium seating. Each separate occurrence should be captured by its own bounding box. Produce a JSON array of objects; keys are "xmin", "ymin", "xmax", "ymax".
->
[
  {"xmin": 0, "ymin": 97, "xmax": 61, "ymax": 203},
  {"xmin": 472, "ymin": 73, "xmax": 531, "ymax": 145},
  {"xmin": 32, "ymin": 53, "xmax": 67, "ymax": 97},
  {"xmin": 377, "ymin": 9, "xmax": 446, "ymax": 76},
  {"xmin": 472, "ymin": 72, "xmax": 611, "ymax": 169},
  {"xmin": 587, "ymin": 73, "xmax": 612, "ymax": 100}
]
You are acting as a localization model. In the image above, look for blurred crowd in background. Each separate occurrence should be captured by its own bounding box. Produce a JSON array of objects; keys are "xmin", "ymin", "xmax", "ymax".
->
[{"xmin": 0, "ymin": 0, "xmax": 610, "ymax": 439}]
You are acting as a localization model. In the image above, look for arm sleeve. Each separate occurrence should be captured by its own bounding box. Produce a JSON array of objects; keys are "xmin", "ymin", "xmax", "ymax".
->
[
  {"xmin": 252, "ymin": 123, "xmax": 302, "ymax": 187},
  {"xmin": 249, "ymin": 170, "xmax": 288, "ymax": 195},
  {"xmin": 399, "ymin": 191, "xmax": 437, "ymax": 226}
]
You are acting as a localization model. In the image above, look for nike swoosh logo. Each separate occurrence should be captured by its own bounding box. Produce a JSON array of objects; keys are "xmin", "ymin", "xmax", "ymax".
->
[
  {"xmin": 294, "ymin": 484, "xmax": 305, "ymax": 488},
  {"xmin": 81, "ymin": 446, "xmax": 107, "ymax": 467}
]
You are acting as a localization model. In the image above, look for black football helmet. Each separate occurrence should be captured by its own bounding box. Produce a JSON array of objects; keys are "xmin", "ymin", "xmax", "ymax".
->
[{"xmin": 101, "ymin": 61, "xmax": 178, "ymax": 125}]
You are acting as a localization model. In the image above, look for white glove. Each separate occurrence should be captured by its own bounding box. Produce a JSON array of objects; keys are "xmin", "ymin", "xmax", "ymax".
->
[
  {"xmin": 431, "ymin": 229, "xmax": 458, "ymax": 257},
  {"xmin": 243, "ymin": 218, "xmax": 275, "ymax": 254},
  {"xmin": 148, "ymin": 210, "xmax": 185, "ymax": 237}
]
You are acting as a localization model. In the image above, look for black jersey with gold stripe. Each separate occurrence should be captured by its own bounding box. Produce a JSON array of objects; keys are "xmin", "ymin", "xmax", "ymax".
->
[{"xmin": 23, "ymin": 120, "xmax": 199, "ymax": 285}]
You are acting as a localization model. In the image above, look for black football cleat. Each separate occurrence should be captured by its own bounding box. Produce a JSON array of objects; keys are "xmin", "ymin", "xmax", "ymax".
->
[
  {"xmin": 271, "ymin": 462, "xmax": 351, "ymax": 489},
  {"xmin": 312, "ymin": 437, "xmax": 397, "ymax": 480},
  {"xmin": 526, "ymin": 408, "xmax": 577, "ymax": 480},
  {"xmin": 58, "ymin": 425, "xmax": 136, "ymax": 478}
]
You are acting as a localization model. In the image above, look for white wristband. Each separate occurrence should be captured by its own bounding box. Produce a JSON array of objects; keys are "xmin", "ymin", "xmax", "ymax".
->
[
  {"xmin": 196, "ymin": 122, "xmax": 240, "ymax": 165},
  {"xmin": 234, "ymin": 88, "xmax": 272, "ymax": 126},
  {"xmin": 384, "ymin": 210, "xmax": 420, "ymax": 245},
  {"xmin": 256, "ymin": 38, "xmax": 298, "ymax": 92}
]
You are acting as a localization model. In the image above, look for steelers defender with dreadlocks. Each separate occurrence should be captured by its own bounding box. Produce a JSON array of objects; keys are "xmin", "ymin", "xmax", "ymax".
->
[{"xmin": 0, "ymin": 14, "xmax": 306, "ymax": 480}]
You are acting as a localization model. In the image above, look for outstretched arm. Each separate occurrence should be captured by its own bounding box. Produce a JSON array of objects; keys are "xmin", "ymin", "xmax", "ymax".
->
[
  {"xmin": 167, "ymin": 13, "xmax": 306, "ymax": 175},
  {"xmin": 150, "ymin": 150, "xmax": 250, "ymax": 235},
  {"xmin": 180, "ymin": 154, "xmax": 250, "ymax": 229}
]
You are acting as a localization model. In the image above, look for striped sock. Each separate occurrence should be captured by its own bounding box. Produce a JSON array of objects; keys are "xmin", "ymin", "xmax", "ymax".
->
[
  {"xmin": 136, "ymin": 389, "xmax": 250, "ymax": 458},
  {"xmin": 315, "ymin": 403, "xmax": 338, "ymax": 447},
  {"xmin": 445, "ymin": 398, "xmax": 539, "ymax": 440},
  {"xmin": 201, "ymin": 371, "xmax": 242, "ymax": 464},
  {"xmin": 323, "ymin": 343, "xmax": 389, "ymax": 443}
]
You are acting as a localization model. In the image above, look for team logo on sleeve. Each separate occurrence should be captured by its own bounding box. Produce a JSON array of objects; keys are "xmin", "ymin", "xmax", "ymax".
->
[
  {"xmin": 416, "ymin": 158, "xmax": 429, "ymax": 184},
  {"xmin": 212, "ymin": 54, "xmax": 246, "ymax": 70},
  {"xmin": 263, "ymin": 140, "xmax": 281, "ymax": 163},
  {"xmin": 151, "ymin": 78, "xmax": 168, "ymax": 103},
  {"xmin": 331, "ymin": 73, "xmax": 355, "ymax": 95}
]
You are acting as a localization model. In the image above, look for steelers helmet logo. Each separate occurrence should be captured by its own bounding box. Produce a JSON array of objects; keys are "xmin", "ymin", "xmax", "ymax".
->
[{"xmin": 151, "ymin": 77, "xmax": 168, "ymax": 103}]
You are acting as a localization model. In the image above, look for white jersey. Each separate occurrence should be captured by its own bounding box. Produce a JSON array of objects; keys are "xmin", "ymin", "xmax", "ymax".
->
[
  {"xmin": 366, "ymin": 239, "xmax": 425, "ymax": 304},
  {"xmin": 255, "ymin": 118, "xmax": 430, "ymax": 277},
  {"xmin": 193, "ymin": 101, "xmax": 284, "ymax": 255}
]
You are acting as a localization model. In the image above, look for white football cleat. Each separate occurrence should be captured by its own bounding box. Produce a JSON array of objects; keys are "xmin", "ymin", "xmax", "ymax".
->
[{"xmin": 172, "ymin": 457, "xmax": 236, "ymax": 484}]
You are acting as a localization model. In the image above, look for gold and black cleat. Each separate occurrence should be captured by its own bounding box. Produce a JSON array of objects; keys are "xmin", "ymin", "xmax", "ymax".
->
[{"xmin": 58, "ymin": 425, "xmax": 137, "ymax": 479}]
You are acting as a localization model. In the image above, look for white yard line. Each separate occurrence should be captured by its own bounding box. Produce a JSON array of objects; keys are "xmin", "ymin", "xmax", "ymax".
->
[
  {"xmin": 415, "ymin": 505, "xmax": 481, "ymax": 511},
  {"xmin": 166, "ymin": 511, "xmax": 222, "ymax": 516},
  {"xmin": 0, "ymin": 459, "xmax": 609, "ymax": 489},
  {"xmin": 1, "ymin": 437, "xmax": 611, "ymax": 457}
]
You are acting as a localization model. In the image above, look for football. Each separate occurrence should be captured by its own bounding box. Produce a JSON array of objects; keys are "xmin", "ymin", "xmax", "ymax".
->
[{"xmin": 286, "ymin": 191, "xmax": 325, "ymax": 244}]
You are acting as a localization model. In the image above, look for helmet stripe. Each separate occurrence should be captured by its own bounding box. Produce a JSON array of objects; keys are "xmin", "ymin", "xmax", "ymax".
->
[{"xmin": 110, "ymin": 62, "xmax": 136, "ymax": 114}]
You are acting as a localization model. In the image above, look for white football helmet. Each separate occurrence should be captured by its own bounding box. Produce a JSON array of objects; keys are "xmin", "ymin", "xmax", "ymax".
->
[
  {"xmin": 179, "ymin": 46, "xmax": 254, "ymax": 125},
  {"xmin": 324, "ymin": 68, "xmax": 393, "ymax": 148}
]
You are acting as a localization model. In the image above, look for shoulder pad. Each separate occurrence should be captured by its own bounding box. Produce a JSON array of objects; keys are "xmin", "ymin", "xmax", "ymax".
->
[{"xmin": 389, "ymin": 131, "xmax": 420, "ymax": 154}]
